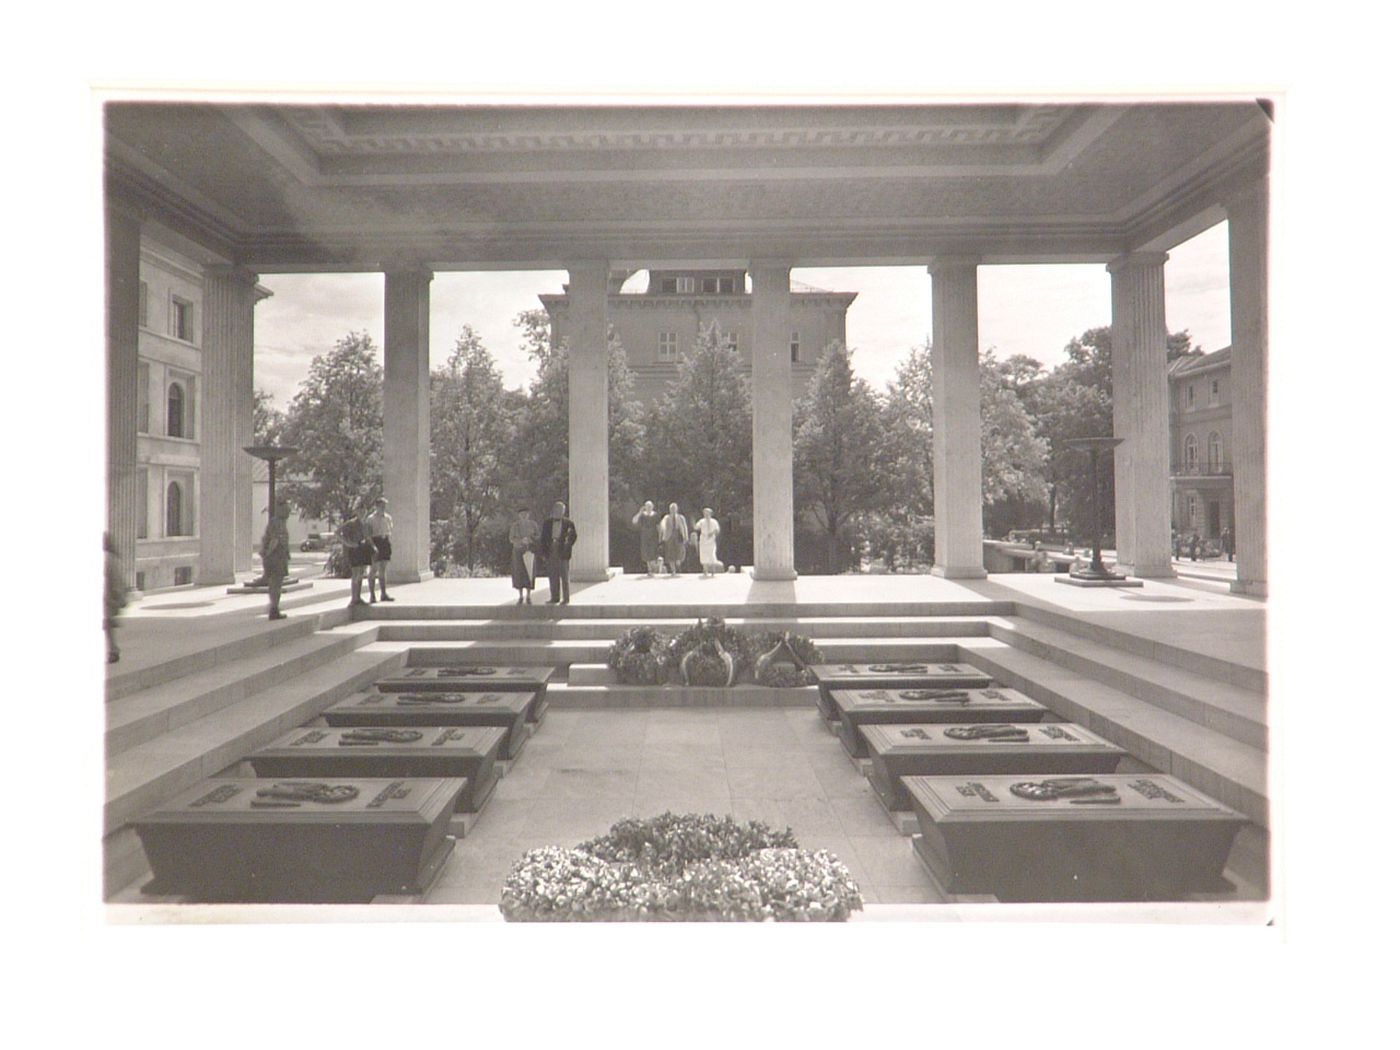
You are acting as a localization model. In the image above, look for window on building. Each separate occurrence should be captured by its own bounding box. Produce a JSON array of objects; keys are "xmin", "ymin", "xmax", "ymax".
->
[
  {"xmin": 1209, "ymin": 378, "xmax": 1220, "ymax": 406},
  {"xmin": 698, "ymin": 276, "xmax": 738, "ymax": 294},
  {"xmin": 166, "ymin": 480, "xmax": 185, "ymax": 537},
  {"xmin": 172, "ymin": 296, "xmax": 194, "ymax": 342},
  {"xmin": 1184, "ymin": 433, "xmax": 1198, "ymax": 471},
  {"xmin": 139, "ymin": 281, "xmax": 149, "ymax": 328},
  {"xmin": 722, "ymin": 331, "xmax": 738, "ymax": 352},
  {"xmin": 790, "ymin": 331, "xmax": 801, "ymax": 363},
  {"xmin": 138, "ymin": 362, "xmax": 150, "ymax": 433},
  {"xmin": 658, "ymin": 277, "xmax": 678, "ymax": 294},
  {"xmin": 135, "ymin": 571, "xmax": 146, "ymax": 592},
  {"xmin": 167, "ymin": 382, "xmax": 186, "ymax": 438},
  {"xmin": 659, "ymin": 331, "xmax": 678, "ymax": 361},
  {"xmin": 1187, "ymin": 384, "xmax": 1195, "ymax": 407},
  {"xmin": 1186, "ymin": 494, "xmax": 1198, "ymax": 527},
  {"xmin": 1207, "ymin": 432, "xmax": 1223, "ymax": 473},
  {"xmin": 173, "ymin": 566, "xmax": 194, "ymax": 586},
  {"xmin": 137, "ymin": 469, "xmax": 148, "ymax": 539},
  {"xmin": 676, "ymin": 276, "xmax": 695, "ymax": 294}
]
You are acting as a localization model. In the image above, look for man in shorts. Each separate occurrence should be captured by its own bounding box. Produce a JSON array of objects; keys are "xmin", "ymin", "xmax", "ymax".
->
[
  {"xmin": 340, "ymin": 509, "xmax": 373, "ymax": 606},
  {"xmin": 367, "ymin": 497, "xmax": 395, "ymax": 602}
]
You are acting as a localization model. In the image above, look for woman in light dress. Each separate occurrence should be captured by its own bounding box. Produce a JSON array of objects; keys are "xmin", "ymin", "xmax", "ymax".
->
[{"xmin": 693, "ymin": 507, "xmax": 722, "ymax": 577}]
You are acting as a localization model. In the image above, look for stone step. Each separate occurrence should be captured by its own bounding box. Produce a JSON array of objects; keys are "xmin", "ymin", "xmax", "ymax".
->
[
  {"xmin": 356, "ymin": 599, "xmax": 1016, "ymax": 621},
  {"xmin": 104, "ymin": 645, "xmax": 407, "ymax": 839},
  {"xmin": 958, "ymin": 637, "xmax": 1268, "ymax": 827},
  {"xmin": 372, "ymin": 615, "xmax": 992, "ymax": 642},
  {"xmin": 105, "ymin": 623, "xmax": 382, "ymax": 757},
  {"xmin": 984, "ymin": 618, "xmax": 1267, "ymax": 751},
  {"xmin": 544, "ymin": 681, "xmax": 818, "ymax": 707},
  {"xmin": 402, "ymin": 637, "xmax": 965, "ymax": 669},
  {"xmin": 1011, "ymin": 600, "xmax": 1266, "ymax": 693}
]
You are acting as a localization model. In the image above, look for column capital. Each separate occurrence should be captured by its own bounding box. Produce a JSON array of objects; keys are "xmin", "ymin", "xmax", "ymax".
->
[
  {"xmin": 927, "ymin": 255, "xmax": 981, "ymax": 276},
  {"xmin": 565, "ymin": 259, "xmax": 611, "ymax": 278},
  {"xmin": 1106, "ymin": 251, "xmax": 1169, "ymax": 274},
  {"xmin": 380, "ymin": 258, "xmax": 435, "ymax": 283},
  {"xmin": 1224, "ymin": 175, "xmax": 1269, "ymax": 215}
]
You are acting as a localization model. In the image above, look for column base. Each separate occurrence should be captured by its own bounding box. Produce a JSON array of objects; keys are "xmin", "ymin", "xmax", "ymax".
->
[
  {"xmin": 570, "ymin": 567, "xmax": 618, "ymax": 584},
  {"xmin": 1118, "ymin": 562, "xmax": 1176, "ymax": 579},
  {"xmin": 749, "ymin": 567, "xmax": 798, "ymax": 582},
  {"xmin": 388, "ymin": 568, "xmax": 435, "ymax": 585},
  {"xmin": 1229, "ymin": 578, "xmax": 1267, "ymax": 597},
  {"xmin": 198, "ymin": 569, "xmax": 237, "ymax": 586},
  {"xmin": 931, "ymin": 565, "xmax": 987, "ymax": 580}
]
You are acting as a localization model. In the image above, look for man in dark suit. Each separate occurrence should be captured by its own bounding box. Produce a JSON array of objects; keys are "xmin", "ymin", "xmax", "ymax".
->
[{"xmin": 537, "ymin": 500, "xmax": 578, "ymax": 605}]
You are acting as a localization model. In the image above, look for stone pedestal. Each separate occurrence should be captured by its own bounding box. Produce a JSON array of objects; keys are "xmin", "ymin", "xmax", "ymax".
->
[
  {"xmin": 810, "ymin": 661, "xmax": 993, "ymax": 721},
  {"xmin": 374, "ymin": 665, "xmax": 551, "ymax": 723},
  {"xmin": 1227, "ymin": 180, "xmax": 1269, "ymax": 597},
  {"xmin": 829, "ymin": 685, "xmax": 1046, "ymax": 758},
  {"xmin": 567, "ymin": 262, "xmax": 611, "ymax": 582},
  {"xmin": 1107, "ymin": 252, "xmax": 1174, "ymax": 579},
  {"xmin": 323, "ymin": 690, "xmax": 534, "ymax": 758},
  {"xmin": 199, "ymin": 267, "xmax": 265, "ymax": 585},
  {"xmin": 248, "ymin": 725, "xmax": 507, "ymax": 812},
  {"xmin": 906, "ymin": 773, "xmax": 1247, "ymax": 901},
  {"xmin": 106, "ymin": 203, "xmax": 142, "ymax": 589},
  {"xmin": 927, "ymin": 259, "xmax": 987, "ymax": 579},
  {"xmin": 749, "ymin": 262, "xmax": 798, "ymax": 580},
  {"xmin": 134, "ymin": 777, "xmax": 463, "ymax": 902},
  {"xmin": 383, "ymin": 268, "xmax": 433, "ymax": 585}
]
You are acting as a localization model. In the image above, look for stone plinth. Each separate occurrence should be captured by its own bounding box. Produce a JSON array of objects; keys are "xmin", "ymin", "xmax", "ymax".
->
[
  {"xmin": 323, "ymin": 691, "xmax": 533, "ymax": 758},
  {"xmin": 133, "ymin": 777, "xmax": 462, "ymax": 902},
  {"xmin": 247, "ymin": 725, "xmax": 507, "ymax": 812},
  {"xmin": 862, "ymin": 721, "xmax": 1126, "ymax": 814},
  {"xmin": 810, "ymin": 662, "xmax": 994, "ymax": 721},
  {"xmin": 906, "ymin": 773, "xmax": 1246, "ymax": 901},
  {"xmin": 376, "ymin": 666, "xmax": 551, "ymax": 723},
  {"xmin": 830, "ymin": 685, "xmax": 1045, "ymax": 758}
]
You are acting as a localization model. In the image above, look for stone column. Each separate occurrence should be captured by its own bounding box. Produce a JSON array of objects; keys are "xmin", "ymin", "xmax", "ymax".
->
[
  {"xmin": 566, "ymin": 262, "xmax": 611, "ymax": 581},
  {"xmin": 928, "ymin": 258, "xmax": 987, "ymax": 579},
  {"xmin": 1107, "ymin": 252, "xmax": 1174, "ymax": 578},
  {"xmin": 106, "ymin": 203, "xmax": 142, "ymax": 589},
  {"xmin": 749, "ymin": 262, "xmax": 797, "ymax": 580},
  {"xmin": 199, "ymin": 266, "xmax": 265, "ymax": 584},
  {"xmin": 1227, "ymin": 179, "xmax": 1268, "ymax": 596},
  {"xmin": 383, "ymin": 268, "xmax": 434, "ymax": 584}
]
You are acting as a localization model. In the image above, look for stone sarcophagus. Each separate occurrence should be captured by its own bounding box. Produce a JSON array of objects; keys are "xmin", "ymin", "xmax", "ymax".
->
[
  {"xmin": 810, "ymin": 662, "xmax": 994, "ymax": 721},
  {"xmin": 133, "ymin": 777, "xmax": 463, "ymax": 902},
  {"xmin": 247, "ymin": 726, "xmax": 507, "ymax": 812},
  {"xmin": 862, "ymin": 721, "xmax": 1127, "ymax": 814},
  {"xmin": 375, "ymin": 666, "xmax": 551, "ymax": 723},
  {"xmin": 323, "ymin": 691, "xmax": 533, "ymax": 758},
  {"xmin": 830, "ymin": 686, "xmax": 1046, "ymax": 758},
  {"xmin": 905, "ymin": 773, "xmax": 1247, "ymax": 902}
]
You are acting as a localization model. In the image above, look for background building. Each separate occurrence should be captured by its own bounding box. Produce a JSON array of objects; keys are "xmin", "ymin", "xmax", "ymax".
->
[
  {"xmin": 1169, "ymin": 346, "xmax": 1234, "ymax": 542},
  {"xmin": 540, "ymin": 269, "xmax": 856, "ymax": 405}
]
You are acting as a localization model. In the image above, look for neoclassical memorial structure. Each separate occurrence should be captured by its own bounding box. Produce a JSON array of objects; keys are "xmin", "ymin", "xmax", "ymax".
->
[{"xmin": 105, "ymin": 102, "xmax": 1269, "ymax": 594}]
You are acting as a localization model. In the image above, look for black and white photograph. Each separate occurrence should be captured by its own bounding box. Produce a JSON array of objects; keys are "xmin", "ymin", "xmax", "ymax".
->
[{"xmin": 12, "ymin": 5, "xmax": 1383, "ymax": 1045}]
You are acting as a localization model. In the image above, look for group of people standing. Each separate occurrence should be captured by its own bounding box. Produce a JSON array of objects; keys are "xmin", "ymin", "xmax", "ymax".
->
[
  {"xmin": 632, "ymin": 501, "xmax": 724, "ymax": 578},
  {"xmin": 508, "ymin": 501, "xmax": 578, "ymax": 605},
  {"xmin": 259, "ymin": 495, "xmax": 396, "ymax": 619}
]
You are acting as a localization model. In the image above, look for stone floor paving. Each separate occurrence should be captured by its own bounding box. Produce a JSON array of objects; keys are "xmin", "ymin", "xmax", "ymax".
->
[{"xmin": 423, "ymin": 706, "xmax": 925, "ymax": 906}]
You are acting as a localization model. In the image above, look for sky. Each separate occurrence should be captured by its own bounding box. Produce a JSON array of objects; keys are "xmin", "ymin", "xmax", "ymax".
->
[{"xmin": 252, "ymin": 222, "xmax": 1231, "ymax": 410}]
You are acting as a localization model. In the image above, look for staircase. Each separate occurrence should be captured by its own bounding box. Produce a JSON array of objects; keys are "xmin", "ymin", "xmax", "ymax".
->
[{"xmin": 105, "ymin": 591, "xmax": 1269, "ymax": 901}]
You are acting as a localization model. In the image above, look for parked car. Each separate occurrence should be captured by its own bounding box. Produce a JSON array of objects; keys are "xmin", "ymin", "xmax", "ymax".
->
[{"xmin": 300, "ymin": 532, "xmax": 332, "ymax": 552}]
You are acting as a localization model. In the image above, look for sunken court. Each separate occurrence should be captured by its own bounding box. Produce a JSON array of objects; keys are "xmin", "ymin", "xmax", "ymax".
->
[{"xmin": 102, "ymin": 101, "xmax": 1271, "ymax": 919}]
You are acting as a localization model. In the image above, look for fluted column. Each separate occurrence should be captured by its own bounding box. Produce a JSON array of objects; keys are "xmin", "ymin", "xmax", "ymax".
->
[
  {"xmin": 566, "ymin": 262, "xmax": 611, "ymax": 581},
  {"xmin": 750, "ymin": 262, "xmax": 797, "ymax": 580},
  {"xmin": 1107, "ymin": 252, "xmax": 1174, "ymax": 578},
  {"xmin": 383, "ymin": 268, "xmax": 434, "ymax": 584},
  {"xmin": 199, "ymin": 266, "xmax": 265, "ymax": 584},
  {"xmin": 106, "ymin": 202, "xmax": 142, "ymax": 588},
  {"xmin": 928, "ymin": 257, "xmax": 987, "ymax": 579},
  {"xmin": 1227, "ymin": 179, "xmax": 1268, "ymax": 596}
]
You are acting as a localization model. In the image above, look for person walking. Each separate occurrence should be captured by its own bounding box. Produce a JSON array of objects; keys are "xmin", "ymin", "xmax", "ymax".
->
[
  {"xmin": 340, "ymin": 508, "xmax": 373, "ymax": 606},
  {"xmin": 367, "ymin": 497, "xmax": 395, "ymax": 602},
  {"xmin": 694, "ymin": 507, "xmax": 722, "ymax": 577},
  {"xmin": 631, "ymin": 500, "xmax": 660, "ymax": 576},
  {"xmin": 261, "ymin": 498, "xmax": 292, "ymax": 620},
  {"xmin": 1221, "ymin": 525, "xmax": 1235, "ymax": 563},
  {"xmin": 537, "ymin": 500, "xmax": 577, "ymax": 605},
  {"xmin": 508, "ymin": 506, "xmax": 540, "ymax": 604},
  {"xmin": 1188, "ymin": 532, "xmax": 1200, "ymax": 562},
  {"xmin": 103, "ymin": 533, "xmax": 128, "ymax": 663},
  {"xmin": 659, "ymin": 502, "xmax": 689, "ymax": 577}
]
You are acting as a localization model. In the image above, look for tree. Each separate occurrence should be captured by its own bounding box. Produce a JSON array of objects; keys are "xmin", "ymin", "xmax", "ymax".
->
[
  {"xmin": 640, "ymin": 321, "xmax": 753, "ymax": 523},
  {"xmin": 980, "ymin": 350, "xmax": 1050, "ymax": 507},
  {"xmin": 793, "ymin": 342, "xmax": 891, "ymax": 572},
  {"xmin": 253, "ymin": 387, "xmax": 285, "ymax": 446},
  {"xmin": 429, "ymin": 324, "xmax": 512, "ymax": 569},
  {"xmin": 278, "ymin": 331, "xmax": 383, "ymax": 526}
]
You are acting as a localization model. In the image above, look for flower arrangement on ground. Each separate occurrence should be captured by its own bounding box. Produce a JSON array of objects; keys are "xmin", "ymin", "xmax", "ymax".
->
[
  {"xmin": 606, "ymin": 625, "xmax": 670, "ymax": 685},
  {"xmin": 665, "ymin": 617, "xmax": 752, "ymax": 676},
  {"xmin": 751, "ymin": 631, "xmax": 823, "ymax": 687},
  {"xmin": 499, "ymin": 812, "xmax": 864, "ymax": 922}
]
